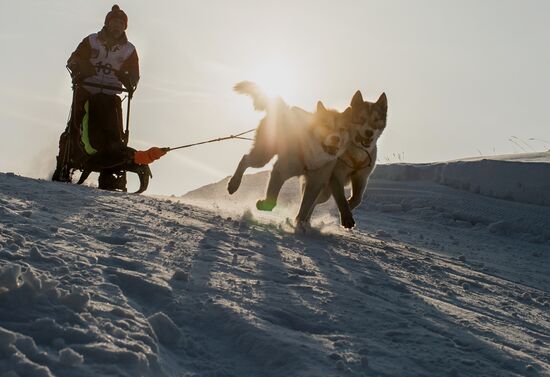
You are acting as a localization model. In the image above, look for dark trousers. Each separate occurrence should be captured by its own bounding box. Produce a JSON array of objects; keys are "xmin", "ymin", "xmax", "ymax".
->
[{"xmin": 54, "ymin": 87, "xmax": 126, "ymax": 183}]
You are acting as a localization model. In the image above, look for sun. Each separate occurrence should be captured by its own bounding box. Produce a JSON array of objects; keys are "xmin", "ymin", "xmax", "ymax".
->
[{"xmin": 248, "ymin": 58, "xmax": 297, "ymax": 99}]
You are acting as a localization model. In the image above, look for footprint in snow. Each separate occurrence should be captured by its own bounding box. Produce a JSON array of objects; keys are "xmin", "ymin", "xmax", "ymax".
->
[{"xmin": 95, "ymin": 235, "xmax": 131, "ymax": 245}]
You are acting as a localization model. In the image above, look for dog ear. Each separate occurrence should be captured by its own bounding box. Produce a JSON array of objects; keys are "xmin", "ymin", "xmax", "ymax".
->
[
  {"xmin": 342, "ymin": 107, "xmax": 352, "ymax": 119},
  {"xmin": 376, "ymin": 92, "xmax": 387, "ymax": 111},
  {"xmin": 317, "ymin": 101, "xmax": 327, "ymax": 113},
  {"xmin": 351, "ymin": 90, "xmax": 363, "ymax": 107}
]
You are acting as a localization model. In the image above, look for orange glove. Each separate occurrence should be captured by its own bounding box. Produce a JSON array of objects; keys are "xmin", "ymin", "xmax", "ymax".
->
[{"xmin": 134, "ymin": 147, "xmax": 168, "ymax": 165}]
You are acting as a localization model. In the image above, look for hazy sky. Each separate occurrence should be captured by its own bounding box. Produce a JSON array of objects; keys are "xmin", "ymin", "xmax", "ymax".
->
[{"xmin": 1, "ymin": 0, "xmax": 549, "ymax": 195}]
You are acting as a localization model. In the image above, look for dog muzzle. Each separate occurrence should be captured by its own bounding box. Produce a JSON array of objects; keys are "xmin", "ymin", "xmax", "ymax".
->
[{"xmin": 322, "ymin": 144, "xmax": 340, "ymax": 155}]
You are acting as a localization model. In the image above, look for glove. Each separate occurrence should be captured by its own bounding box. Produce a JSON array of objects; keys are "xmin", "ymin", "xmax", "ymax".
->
[
  {"xmin": 134, "ymin": 147, "xmax": 168, "ymax": 165},
  {"xmin": 68, "ymin": 59, "xmax": 96, "ymax": 82},
  {"xmin": 116, "ymin": 70, "xmax": 138, "ymax": 91}
]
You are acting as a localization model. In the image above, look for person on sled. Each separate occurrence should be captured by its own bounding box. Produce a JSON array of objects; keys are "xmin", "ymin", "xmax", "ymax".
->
[{"xmin": 52, "ymin": 4, "xmax": 143, "ymax": 191}]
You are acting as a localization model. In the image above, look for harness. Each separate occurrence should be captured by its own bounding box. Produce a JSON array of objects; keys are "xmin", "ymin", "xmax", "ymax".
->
[{"xmin": 338, "ymin": 135, "xmax": 373, "ymax": 171}]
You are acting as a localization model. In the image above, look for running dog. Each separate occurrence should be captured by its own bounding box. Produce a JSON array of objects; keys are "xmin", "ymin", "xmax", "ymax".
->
[
  {"xmin": 227, "ymin": 81, "xmax": 354, "ymax": 226},
  {"xmin": 305, "ymin": 90, "xmax": 388, "ymax": 228}
]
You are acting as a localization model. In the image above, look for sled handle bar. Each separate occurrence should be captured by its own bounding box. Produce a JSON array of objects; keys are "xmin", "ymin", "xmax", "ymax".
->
[{"xmin": 75, "ymin": 81, "xmax": 135, "ymax": 97}]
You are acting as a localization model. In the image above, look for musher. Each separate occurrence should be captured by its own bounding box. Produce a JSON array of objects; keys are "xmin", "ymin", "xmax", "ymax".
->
[{"xmin": 52, "ymin": 4, "xmax": 140, "ymax": 190}]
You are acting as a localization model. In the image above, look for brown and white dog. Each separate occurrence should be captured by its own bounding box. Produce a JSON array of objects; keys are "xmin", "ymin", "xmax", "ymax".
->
[
  {"xmin": 305, "ymin": 90, "xmax": 388, "ymax": 228},
  {"xmin": 227, "ymin": 81, "xmax": 354, "ymax": 226}
]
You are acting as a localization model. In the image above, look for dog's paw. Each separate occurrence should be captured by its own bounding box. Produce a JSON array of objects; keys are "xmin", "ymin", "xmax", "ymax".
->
[
  {"xmin": 256, "ymin": 199, "xmax": 276, "ymax": 211},
  {"xmin": 227, "ymin": 176, "xmax": 241, "ymax": 194},
  {"xmin": 341, "ymin": 213, "xmax": 356, "ymax": 229}
]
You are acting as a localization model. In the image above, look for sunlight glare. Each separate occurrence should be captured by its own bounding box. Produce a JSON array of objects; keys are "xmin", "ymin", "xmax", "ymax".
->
[{"xmin": 248, "ymin": 59, "xmax": 297, "ymax": 99}]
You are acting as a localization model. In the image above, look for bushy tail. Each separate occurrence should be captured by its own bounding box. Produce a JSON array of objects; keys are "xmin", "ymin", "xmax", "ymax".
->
[{"xmin": 233, "ymin": 81, "xmax": 269, "ymax": 111}]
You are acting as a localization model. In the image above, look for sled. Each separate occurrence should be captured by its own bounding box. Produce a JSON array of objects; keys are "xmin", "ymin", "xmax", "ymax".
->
[{"xmin": 53, "ymin": 81, "xmax": 151, "ymax": 194}]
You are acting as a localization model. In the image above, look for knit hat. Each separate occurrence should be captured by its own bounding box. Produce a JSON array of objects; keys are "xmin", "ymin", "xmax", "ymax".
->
[{"xmin": 104, "ymin": 5, "xmax": 128, "ymax": 29}]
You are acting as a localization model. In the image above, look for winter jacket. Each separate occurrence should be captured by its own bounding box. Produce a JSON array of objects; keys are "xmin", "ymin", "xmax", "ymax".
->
[{"xmin": 68, "ymin": 27, "xmax": 139, "ymax": 95}]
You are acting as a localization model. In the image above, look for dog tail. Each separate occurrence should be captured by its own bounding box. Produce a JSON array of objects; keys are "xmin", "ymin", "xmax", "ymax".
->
[{"xmin": 234, "ymin": 81, "xmax": 269, "ymax": 111}]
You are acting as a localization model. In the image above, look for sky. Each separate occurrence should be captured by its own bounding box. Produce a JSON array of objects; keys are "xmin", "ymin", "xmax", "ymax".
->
[{"xmin": 0, "ymin": 0, "xmax": 549, "ymax": 195}]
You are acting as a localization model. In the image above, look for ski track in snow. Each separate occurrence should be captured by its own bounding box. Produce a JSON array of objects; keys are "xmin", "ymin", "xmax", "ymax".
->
[{"xmin": 0, "ymin": 171, "xmax": 549, "ymax": 377}]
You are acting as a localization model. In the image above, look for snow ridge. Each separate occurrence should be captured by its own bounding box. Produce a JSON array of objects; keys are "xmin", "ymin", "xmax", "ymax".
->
[{"xmin": 373, "ymin": 153, "xmax": 550, "ymax": 206}]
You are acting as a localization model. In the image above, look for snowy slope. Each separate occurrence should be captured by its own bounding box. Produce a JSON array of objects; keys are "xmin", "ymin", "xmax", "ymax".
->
[{"xmin": 0, "ymin": 168, "xmax": 549, "ymax": 377}]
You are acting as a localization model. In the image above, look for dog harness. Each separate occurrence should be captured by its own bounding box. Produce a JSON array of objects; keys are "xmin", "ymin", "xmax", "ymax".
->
[
  {"xmin": 338, "ymin": 135, "xmax": 374, "ymax": 171},
  {"xmin": 338, "ymin": 150, "xmax": 372, "ymax": 170}
]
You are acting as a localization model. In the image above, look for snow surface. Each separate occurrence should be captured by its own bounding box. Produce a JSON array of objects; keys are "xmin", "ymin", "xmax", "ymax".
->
[
  {"xmin": 371, "ymin": 150, "xmax": 550, "ymax": 207},
  {"xmin": 0, "ymin": 155, "xmax": 549, "ymax": 376}
]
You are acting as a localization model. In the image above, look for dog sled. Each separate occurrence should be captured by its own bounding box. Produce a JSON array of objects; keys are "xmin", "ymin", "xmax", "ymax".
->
[
  {"xmin": 52, "ymin": 80, "xmax": 153, "ymax": 193},
  {"xmin": 52, "ymin": 77, "xmax": 259, "ymax": 194}
]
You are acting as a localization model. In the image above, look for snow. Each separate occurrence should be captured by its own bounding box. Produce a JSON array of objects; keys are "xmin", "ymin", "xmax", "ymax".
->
[
  {"xmin": 372, "ymin": 150, "xmax": 550, "ymax": 206},
  {"xmin": 147, "ymin": 312, "xmax": 181, "ymax": 345},
  {"xmin": 58, "ymin": 348, "xmax": 84, "ymax": 367},
  {"xmin": 0, "ymin": 153, "xmax": 549, "ymax": 376}
]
